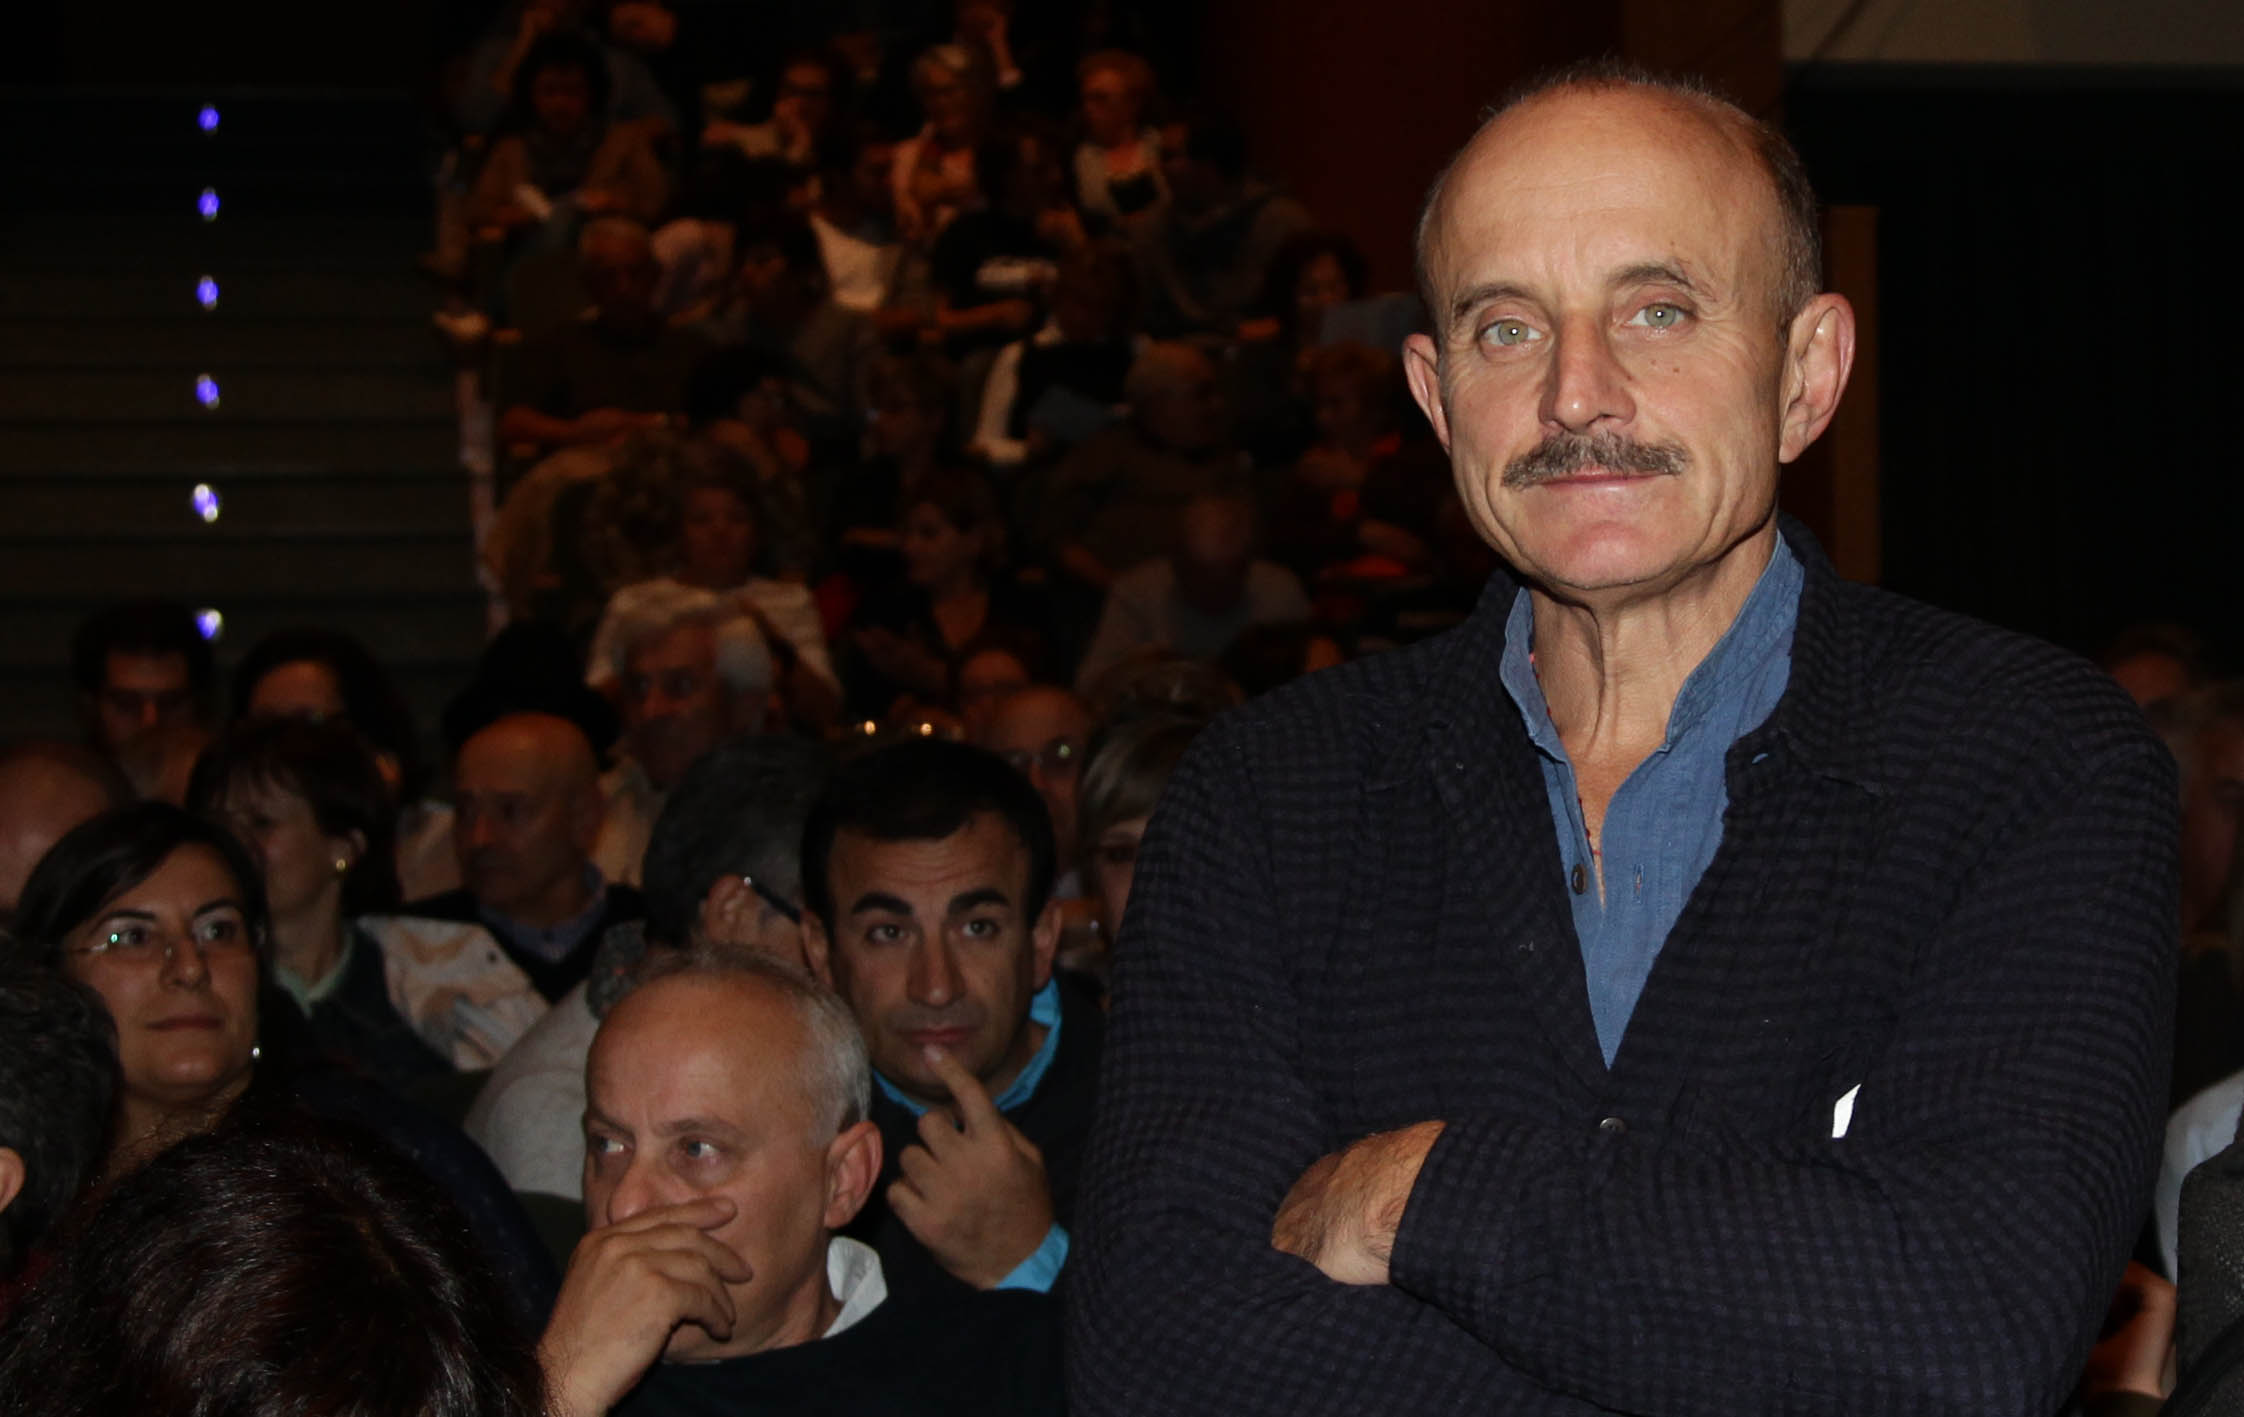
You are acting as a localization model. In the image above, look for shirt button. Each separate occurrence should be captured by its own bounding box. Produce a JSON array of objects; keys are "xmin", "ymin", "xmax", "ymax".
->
[
  {"xmin": 1598, "ymin": 1116, "xmax": 1626, "ymax": 1135},
  {"xmin": 1570, "ymin": 863, "xmax": 1589, "ymax": 894}
]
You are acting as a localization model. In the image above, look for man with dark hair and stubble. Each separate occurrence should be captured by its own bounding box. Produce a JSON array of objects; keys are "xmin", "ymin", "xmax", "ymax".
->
[
  {"xmin": 800, "ymin": 738, "xmax": 1104, "ymax": 1303},
  {"xmin": 69, "ymin": 601, "xmax": 214, "ymax": 806},
  {"xmin": 1067, "ymin": 61, "xmax": 2177, "ymax": 1415}
]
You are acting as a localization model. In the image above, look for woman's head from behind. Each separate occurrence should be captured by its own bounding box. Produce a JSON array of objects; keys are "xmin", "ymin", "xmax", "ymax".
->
[
  {"xmin": 10, "ymin": 804, "xmax": 267, "ymax": 1146},
  {"xmin": 0, "ymin": 1112, "xmax": 547, "ymax": 1417},
  {"xmin": 190, "ymin": 715, "xmax": 402, "ymax": 926},
  {"xmin": 231, "ymin": 625, "xmax": 425, "ymax": 802}
]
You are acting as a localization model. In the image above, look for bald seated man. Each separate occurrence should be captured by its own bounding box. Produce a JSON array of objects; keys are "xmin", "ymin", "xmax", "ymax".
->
[
  {"xmin": 539, "ymin": 952, "xmax": 1062, "ymax": 1416},
  {"xmin": 1068, "ymin": 60, "xmax": 2175, "ymax": 1415},
  {"xmin": 0, "ymin": 742, "xmax": 132, "ymax": 923},
  {"xmin": 404, "ymin": 712, "xmax": 644, "ymax": 1001}
]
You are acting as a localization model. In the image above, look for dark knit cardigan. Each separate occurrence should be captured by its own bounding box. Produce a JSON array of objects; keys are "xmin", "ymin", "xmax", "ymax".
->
[{"xmin": 1066, "ymin": 520, "xmax": 2179, "ymax": 1416}]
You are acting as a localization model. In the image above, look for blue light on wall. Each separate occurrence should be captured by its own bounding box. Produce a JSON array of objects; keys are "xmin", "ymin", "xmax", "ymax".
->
[
  {"xmin": 198, "ymin": 188, "xmax": 220, "ymax": 221},
  {"xmin": 195, "ymin": 609, "xmax": 225, "ymax": 642},
  {"xmin": 194, "ymin": 374, "xmax": 221, "ymax": 409},
  {"xmin": 198, "ymin": 105, "xmax": 221, "ymax": 133},
  {"xmin": 191, "ymin": 484, "xmax": 222, "ymax": 523},
  {"xmin": 196, "ymin": 276, "xmax": 219, "ymax": 309}
]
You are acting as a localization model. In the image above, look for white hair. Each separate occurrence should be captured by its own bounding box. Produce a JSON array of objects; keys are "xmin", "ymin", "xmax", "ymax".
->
[
  {"xmin": 599, "ymin": 582, "xmax": 773, "ymax": 705},
  {"xmin": 621, "ymin": 949, "xmax": 872, "ymax": 1134}
]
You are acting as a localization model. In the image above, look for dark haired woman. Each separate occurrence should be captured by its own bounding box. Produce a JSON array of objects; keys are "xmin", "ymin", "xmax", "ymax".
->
[{"xmin": 6, "ymin": 803, "xmax": 556, "ymax": 1319}]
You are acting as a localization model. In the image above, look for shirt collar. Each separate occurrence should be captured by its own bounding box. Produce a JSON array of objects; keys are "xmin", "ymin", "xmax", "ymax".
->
[
  {"xmin": 822, "ymin": 1236, "xmax": 888, "ymax": 1338},
  {"xmin": 874, "ymin": 978, "xmax": 1063, "ymax": 1115},
  {"xmin": 1498, "ymin": 535, "xmax": 1802, "ymax": 760},
  {"xmin": 478, "ymin": 864, "xmax": 610, "ymax": 965},
  {"xmin": 274, "ymin": 929, "xmax": 358, "ymax": 1012}
]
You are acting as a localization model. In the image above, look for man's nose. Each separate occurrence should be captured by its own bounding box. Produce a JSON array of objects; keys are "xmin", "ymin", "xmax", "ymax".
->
[
  {"xmin": 908, "ymin": 938, "xmax": 962, "ymax": 1007},
  {"xmin": 604, "ymin": 1156, "xmax": 664, "ymax": 1226},
  {"xmin": 135, "ymin": 698, "xmax": 162, "ymax": 730},
  {"xmin": 1539, "ymin": 316, "xmax": 1635, "ymax": 433}
]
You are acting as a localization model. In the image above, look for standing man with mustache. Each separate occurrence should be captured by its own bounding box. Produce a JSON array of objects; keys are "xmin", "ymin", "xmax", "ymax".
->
[
  {"xmin": 802, "ymin": 739, "xmax": 1105, "ymax": 1303},
  {"xmin": 1067, "ymin": 60, "xmax": 2178, "ymax": 1415}
]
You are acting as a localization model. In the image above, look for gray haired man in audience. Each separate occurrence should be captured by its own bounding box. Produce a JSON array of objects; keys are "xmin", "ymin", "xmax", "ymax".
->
[{"xmin": 537, "ymin": 951, "xmax": 1062, "ymax": 1416}]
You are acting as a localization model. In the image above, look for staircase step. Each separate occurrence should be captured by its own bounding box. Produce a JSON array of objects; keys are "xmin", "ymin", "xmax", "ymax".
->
[
  {"xmin": 0, "ymin": 267, "xmax": 434, "ymax": 319},
  {"xmin": 0, "ymin": 366, "xmax": 454, "ymax": 420},
  {"xmin": 0, "ymin": 316, "xmax": 441, "ymax": 369},
  {"xmin": 0, "ymin": 531, "xmax": 478, "ymax": 599},
  {"xmin": 9, "ymin": 469, "xmax": 471, "ymax": 534},
  {"xmin": 0, "ymin": 422, "xmax": 455, "ymax": 473}
]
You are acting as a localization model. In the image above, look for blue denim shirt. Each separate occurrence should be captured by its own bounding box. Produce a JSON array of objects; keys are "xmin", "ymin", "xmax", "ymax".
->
[
  {"xmin": 873, "ymin": 979, "xmax": 1068, "ymax": 1290},
  {"xmin": 1499, "ymin": 537, "xmax": 1802, "ymax": 1064}
]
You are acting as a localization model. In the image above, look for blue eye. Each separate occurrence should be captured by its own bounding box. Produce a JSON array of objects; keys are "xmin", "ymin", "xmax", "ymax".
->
[
  {"xmin": 1483, "ymin": 318, "xmax": 1539, "ymax": 348},
  {"xmin": 1630, "ymin": 302, "xmax": 1688, "ymax": 329}
]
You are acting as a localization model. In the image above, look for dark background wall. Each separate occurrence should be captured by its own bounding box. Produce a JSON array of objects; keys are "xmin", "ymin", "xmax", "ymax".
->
[{"xmin": 1787, "ymin": 67, "xmax": 2244, "ymax": 664}]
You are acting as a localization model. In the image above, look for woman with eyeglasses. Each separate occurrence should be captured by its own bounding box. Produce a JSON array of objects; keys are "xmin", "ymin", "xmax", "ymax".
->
[{"xmin": 4, "ymin": 803, "xmax": 557, "ymax": 1320}]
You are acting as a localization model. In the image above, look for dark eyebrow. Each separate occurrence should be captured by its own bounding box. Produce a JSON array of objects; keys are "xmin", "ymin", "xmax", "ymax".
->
[
  {"xmin": 191, "ymin": 898, "xmax": 245, "ymax": 918},
  {"xmin": 948, "ymin": 887, "xmax": 1011, "ymax": 914},
  {"xmin": 849, "ymin": 890, "xmax": 915, "ymax": 917}
]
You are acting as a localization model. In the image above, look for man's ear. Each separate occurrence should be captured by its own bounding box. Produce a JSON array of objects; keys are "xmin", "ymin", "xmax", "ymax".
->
[
  {"xmin": 1028, "ymin": 897, "xmax": 1060, "ymax": 991},
  {"xmin": 1401, "ymin": 332, "xmax": 1453, "ymax": 453},
  {"xmin": 0, "ymin": 1147, "xmax": 24, "ymax": 1219},
  {"xmin": 822, "ymin": 1120, "xmax": 883, "ymax": 1230},
  {"xmin": 800, "ymin": 911, "xmax": 836, "ymax": 988},
  {"xmin": 1776, "ymin": 293, "xmax": 1855, "ymax": 465}
]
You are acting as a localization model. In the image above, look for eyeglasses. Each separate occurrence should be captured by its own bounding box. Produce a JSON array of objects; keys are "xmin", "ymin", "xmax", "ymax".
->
[
  {"xmin": 71, "ymin": 912, "xmax": 254, "ymax": 966},
  {"xmin": 741, "ymin": 875, "xmax": 802, "ymax": 925},
  {"xmin": 1002, "ymin": 739, "xmax": 1081, "ymax": 778}
]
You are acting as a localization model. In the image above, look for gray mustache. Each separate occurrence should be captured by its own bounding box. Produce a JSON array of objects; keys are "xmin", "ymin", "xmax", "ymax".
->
[{"xmin": 1502, "ymin": 431, "xmax": 1689, "ymax": 488}]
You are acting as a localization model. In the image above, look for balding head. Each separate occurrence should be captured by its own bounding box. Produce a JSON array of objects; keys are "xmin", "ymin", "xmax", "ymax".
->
[
  {"xmin": 1416, "ymin": 63, "xmax": 1820, "ymax": 333},
  {"xmin": 579, "ymin": 217, "xmax": 659, "ymax": 331},
  {"xmin": 452, "ymin": 713, "xmax": 606, "ymax": 926},
  {"xmin": 1125, "ymin": 343, "xmax": 1226, "ymax": 455},
  {"xmin": 977, "ymin": 686, "xmax": 1093, "ymax": 862},
  {"xmin": 0, "ymin": 743, "xmax": 132, "ymax": 917}
]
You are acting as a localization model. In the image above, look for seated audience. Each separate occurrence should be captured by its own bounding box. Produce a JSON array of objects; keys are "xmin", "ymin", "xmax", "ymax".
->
[
  {"xmin": 841, "ymin": 470, "xmax": 1051, "ymax": 721},
  {"xmin": 1035, "ymin": 341, "xmax": 1242, "ymax": 595},
  {"xmin": 2103, "ymin": 621, "xmax": 2210, "ymax": 711},
  {"xmin": 809, "ymin": 129, "xmax": 908, "ymax": 321},
  {"xmin": 71, "ymin": 600, "xmax": 213, "ymax": 806},
  {"xmin": 701, "ymin": 212, "xmax": 880, "ymax": 448},
  {"xmin": 1270, "ymin": 341, "xmax": 1444, "ymax": 585},
  {"xmin": 1075, "ymin": 489, "xmax": 1312, "ymax": 690},
  {"xmin": 1075, "ymin": 707, "xmax": 1211, "ymax": 958},
  {"xmin": 0, "ymin": 742, "xmax": 132, "ymax": 923},
  {"xmin": 1072, "ymin": 51, "xmax": 1166, "ymax": 229},
  {"xmin": 1130, "ymin": 111, "xmax": 1311, "ymax": 337},
  {"xmin": 537, "ymin": 950, "xmax": 1062, "ymax": 1416},
  {"xmin": 498, "ymin": 218, "xmax": 706, "ymax": 460},
  {"xmin": 974, "ymin": 686, "xmax": 1094, "ymax": 899},
  {"xmin": 891, "ymin": 45, "xmax": 995, "ymax": 242},
  {"xmin": 410, "ymin": 711, "xmax": 644, "ymax": 1003},
  {"xmin": 466, "ymin": 30, "xmax": 670, "ymax": 241},
  {"xmin": 5, "ymin": 803, "xmax": 555, "ymax": 1321},
  {"xmin": 955, "ymin": 640, "xmax": 1038, "ymax": 739},
  {"xmin": 969, "ymin": 248, "xmax": 1139, "ymax": 469},
  {"xmin": 0, "ymin": 963, "xmax": 117, "ymax": 1286},
  {"xmin": 468, "ymin": 736, "xmax": 829, "ymax": 1204},
  {"xmin": 705, "ymin": 50, "xmax": 842, "ymax": 170},
  {"xmin": 1229, "ymin": 228, "xmax": 1374, "ymax": 465},
  {"xmin": 584, "ymin": 443, "xmax": 840, "ymax": 732},
  {"xmin": 802, "ymin": 740, "xmax": 1103, "ymax": 1299},
  {"xmin": 823, "ymin": 351, "xmax": 957, "ymax": 580},
  {"xmin": 455, "ymin": 0, "xmax": 674, "ymax": 139},
  {"xmin": 229, "ymin": 625, "xmax": 458, "ymax": 900},
  {"xmin": 588, "ymin": 584, "xmax": 773, "ymax": 885},
  {"xmin": 929, "ymin": 125, "xmax": 1084, "ymax": 353},
  {"xmin": 2153, "ymin": 683, "xmax": 2244, "ymax": 1103},
  {"xmin": 192, "ymin": 716, "xmax": 542, "ymax": 1085},
  {"xmin": 0, "ymin": 1114, "xmax": 547, "ymax": 1417}
]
